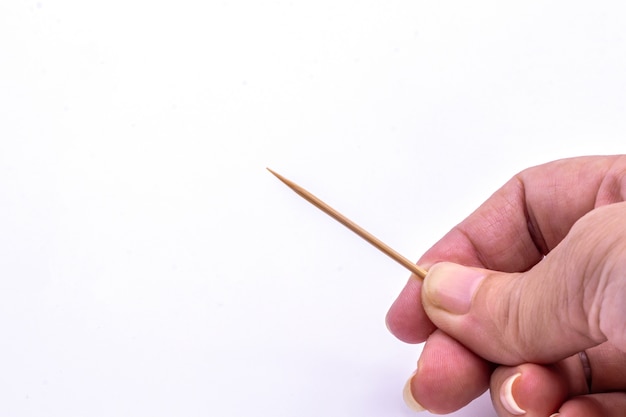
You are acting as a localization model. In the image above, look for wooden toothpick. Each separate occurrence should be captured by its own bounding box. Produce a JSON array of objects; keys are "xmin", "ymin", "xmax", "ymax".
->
[{"xmin": 267, "ymin": 168, "xmax": 427, "ymax": 279}]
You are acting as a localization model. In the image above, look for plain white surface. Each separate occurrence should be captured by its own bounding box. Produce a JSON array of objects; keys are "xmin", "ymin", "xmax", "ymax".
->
[{"xmin": 1, "ymin": 1, "xmax": 626, "ymax": 416}]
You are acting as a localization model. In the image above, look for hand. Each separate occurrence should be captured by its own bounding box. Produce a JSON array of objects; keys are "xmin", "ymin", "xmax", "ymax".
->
[{"xmin": 386, "ymin": 155, "xmax": 626, "ymax": 416}]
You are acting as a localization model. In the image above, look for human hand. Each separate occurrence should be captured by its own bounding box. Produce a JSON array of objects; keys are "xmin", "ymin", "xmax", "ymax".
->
[{"xmin": 386, "ymin": 155, "xmax": 626, "ymax": 416}]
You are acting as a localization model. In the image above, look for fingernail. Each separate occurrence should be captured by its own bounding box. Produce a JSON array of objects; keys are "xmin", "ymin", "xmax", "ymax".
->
[
  {"xmin": 422, "ymin": 262, "xmax": 486, "ymax": 315},
  {"xmin": 403, "ymin": 371, "xmax": 426, "ymax": 412},
  {"xmin": 549, "ymin": 414, "xmax": 560, "ymax": 417},
  {"xmin": 500, "ymin": 373, "xmax": 526, "ymax": 415}
]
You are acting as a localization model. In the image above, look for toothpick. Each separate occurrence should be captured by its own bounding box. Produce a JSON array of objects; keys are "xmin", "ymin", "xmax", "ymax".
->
[{"xmin": 267, "ymin": 168, "xmax": 427, "ymax": 279}]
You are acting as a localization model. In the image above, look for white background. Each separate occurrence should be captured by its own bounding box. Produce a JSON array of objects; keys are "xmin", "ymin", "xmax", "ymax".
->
[{"xmin": 1, "ymin": 1, "xmax": 625, "ymax": 416}]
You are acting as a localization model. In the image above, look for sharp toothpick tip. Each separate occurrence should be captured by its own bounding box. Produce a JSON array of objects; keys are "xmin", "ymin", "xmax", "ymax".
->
[
  {"xmin": 267, "ymin": 167, "xmax": 289, "ymax": 184},
  {"xmin": 267, "ymin": 168, "xmax": 427, "ymax": 279}
]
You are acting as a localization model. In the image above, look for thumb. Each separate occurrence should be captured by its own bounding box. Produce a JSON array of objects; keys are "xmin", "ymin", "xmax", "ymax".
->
[{"xmin": 421, "ymin": 202, "xmax": 626, "ymax": 365}]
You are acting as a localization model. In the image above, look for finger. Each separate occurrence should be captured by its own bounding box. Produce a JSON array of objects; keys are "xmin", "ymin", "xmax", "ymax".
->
[
  {"xmin": 584, "ymin": 343, "xmax": 626, "ymax": 393},
  {"xmin": 423, "ymin": 155, "xmax": 626, "ymax": 272},
  {"xmin": 403, "ymin": 330, "xmax": 491, "ymax": 414},
  {"xmin": 557, "ymin": 392, "xmax": 626, "ymax": 417},
  {"xmin": 488, "ymin": 344, "xmax": 626, "ymax": 416},
  {"xmin": 401, "ymin": 332, "xmax": 626, "ymax": 414},
  {"xmin": 421, "ymin": 202, "xmax": 626, "ymax": 365},
  {"xmin": 388, "ymin": 155, "xmax": 626, "ymax": 343},
  {"xmin": 386, "ymin": 276, "xmax": 436, "ymax": 343},
  {"xmin": 490, "ymin": 364, "xmax": 568, "ymax": 417}
]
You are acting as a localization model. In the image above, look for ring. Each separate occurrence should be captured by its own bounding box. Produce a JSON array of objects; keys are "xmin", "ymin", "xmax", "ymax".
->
[{"xmin": 578, "ymin": 350, "xmax": 592, "ymax": 393}]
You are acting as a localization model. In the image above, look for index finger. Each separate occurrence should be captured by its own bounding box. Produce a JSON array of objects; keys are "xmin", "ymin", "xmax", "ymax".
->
[{"xmin": 426, "ymin": 155, "xmax": 626, "ymax": 270}]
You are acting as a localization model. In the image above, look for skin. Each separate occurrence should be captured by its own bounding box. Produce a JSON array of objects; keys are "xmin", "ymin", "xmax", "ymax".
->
[{"xmin": 386, "ymin": 155, "xmax": 626, "ymax": 416}]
